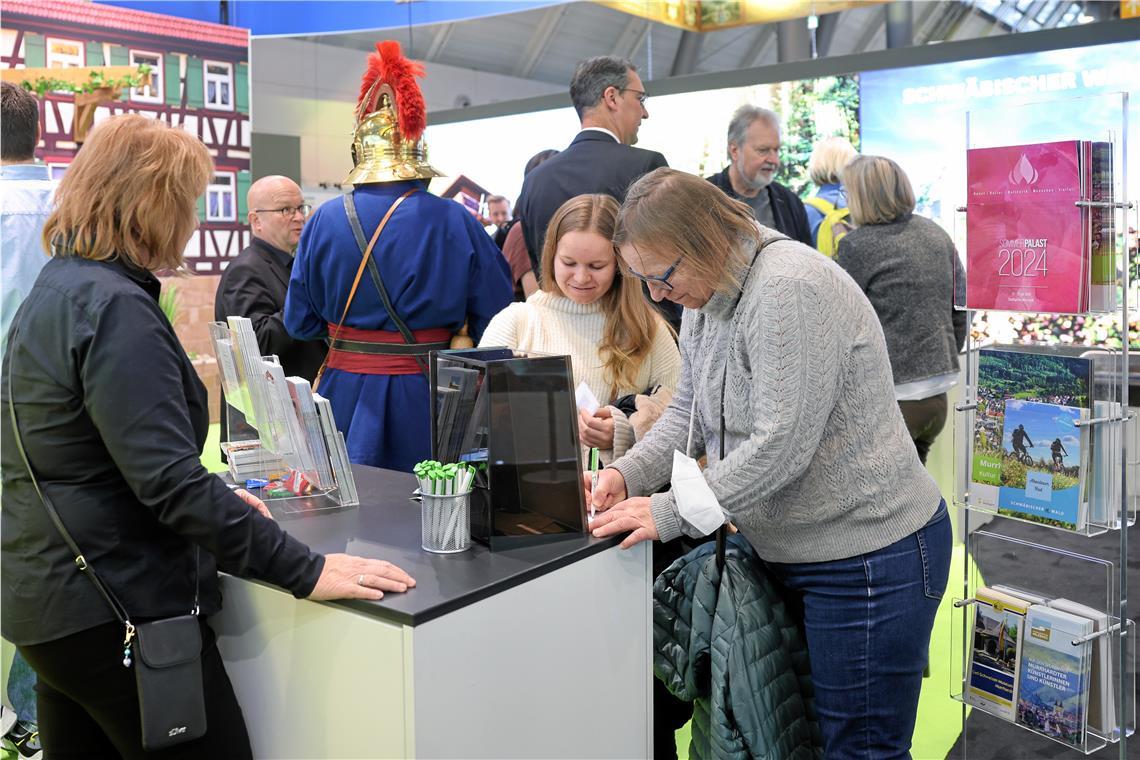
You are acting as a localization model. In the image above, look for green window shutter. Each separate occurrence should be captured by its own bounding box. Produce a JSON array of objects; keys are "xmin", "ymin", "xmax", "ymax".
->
[
  {"xmin": 185, "ymin": 57, "xmax": 204, "ymax": 109},
  {"xmin": 235, "ymin": 62, "xmax": 248, "ymax": 113},
  {"xmin": 85, "ymin": 42, "xmax": 103, "ymax": 66},
  {"xmin": 109, "ymin": 45, "xmax": 129, "ymax": 66},
  {"xmin": 164, "ymin": 55, "xmax": 182, "ymax": 106},
  {"xmin": 23, "ymin": 34, "xmax": 45, "ymax": 68},
  {"xmin": 197, "ymin": 193, "xmax": 206, "ymax": 222},
  {"xmin": 236, "ymin": 170, "xmax": 252, "ymax": 220}
]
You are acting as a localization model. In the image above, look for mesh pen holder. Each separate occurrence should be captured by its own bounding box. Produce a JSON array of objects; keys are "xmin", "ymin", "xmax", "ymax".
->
[{"xmin": 421, "ymin": 491, "xmax": 471, "ymax": 554}]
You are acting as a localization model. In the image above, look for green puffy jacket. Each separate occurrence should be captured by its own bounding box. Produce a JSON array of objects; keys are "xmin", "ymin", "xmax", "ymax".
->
[{"xmin": 654, "ymin": 535, "xmax": 823, "ymax": 760}]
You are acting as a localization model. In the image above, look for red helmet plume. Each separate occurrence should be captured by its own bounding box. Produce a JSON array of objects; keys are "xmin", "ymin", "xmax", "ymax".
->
[{"xmin": 356, "ymin": 40, "xmax": 427, "ymax": 143}]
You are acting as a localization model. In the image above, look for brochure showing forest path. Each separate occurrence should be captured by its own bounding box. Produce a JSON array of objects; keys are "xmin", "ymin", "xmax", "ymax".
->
[{"xmin": 971, "ymin": 349, "xmax": 1092, "ymax": 530}]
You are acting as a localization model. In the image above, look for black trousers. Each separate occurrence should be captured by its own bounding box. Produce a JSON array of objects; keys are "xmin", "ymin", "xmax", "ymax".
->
[
  {"xmin": 17, "ymin": 619, "xmax": 252, "ymax": 760},
  {"xmin": 898, "ymin": 393, "xmax": 949, "ymax": 465}
]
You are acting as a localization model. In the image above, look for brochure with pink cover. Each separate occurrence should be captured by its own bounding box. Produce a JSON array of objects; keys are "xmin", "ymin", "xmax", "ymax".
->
[{"xmin": 966, "ymin": 140, "xmax": 1087, "ymax": 313}]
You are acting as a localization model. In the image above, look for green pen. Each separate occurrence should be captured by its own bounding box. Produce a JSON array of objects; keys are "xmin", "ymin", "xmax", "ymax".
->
[{"xmin": 589, "ymin": 447, "xmax": 600, "ymax": 521}]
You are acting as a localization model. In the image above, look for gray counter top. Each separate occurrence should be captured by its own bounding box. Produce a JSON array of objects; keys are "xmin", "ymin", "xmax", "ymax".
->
[{"xmin": 265, "ymin": 465, "xmax": 619, "ymax": 626}]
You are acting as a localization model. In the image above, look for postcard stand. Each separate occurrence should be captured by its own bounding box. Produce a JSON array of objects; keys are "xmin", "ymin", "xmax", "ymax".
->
[
  {"xmin": 209, "ymin": 318, "xmax": 358, "ymax": 511},
  {"xmin": 952, "ymin": 93, "xmax": 1134, "ymax": 758}
]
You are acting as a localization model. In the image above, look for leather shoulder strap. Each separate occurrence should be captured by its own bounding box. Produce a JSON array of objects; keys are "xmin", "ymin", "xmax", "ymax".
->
[{"xmin": 313, "ymin": 189, "xmax": 415, "ymax": 389}]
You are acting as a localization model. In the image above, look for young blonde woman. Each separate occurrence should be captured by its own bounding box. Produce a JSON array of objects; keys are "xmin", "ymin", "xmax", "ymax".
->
[{"xmin": 479, "ymin": 193, "xmax": 679, "ymax": 462}]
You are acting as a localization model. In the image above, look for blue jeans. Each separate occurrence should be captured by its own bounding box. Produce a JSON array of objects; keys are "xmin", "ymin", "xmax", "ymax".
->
[
  {"xmin": 764, "ymin": 500, "xmax": 951, "ymax": 760},
  {"xmin": 7, "ymin": 650, "xmax": 37, "ymax": 723}
]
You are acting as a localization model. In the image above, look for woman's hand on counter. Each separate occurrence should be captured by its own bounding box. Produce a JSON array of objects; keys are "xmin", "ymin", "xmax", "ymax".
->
[
  {"xmin": 234, "ymin": 488, "xmax": 274, "ymax": 520},
  {"xmin": 579, "ymin": 407, "xmax": 615, "ymax": 449},
  {"xmin": 589, "ymin": 497, "xmax": 659, "ymax": 549},
  {"xmin": 583, "ymin": 467, "xmax": 627, "ymax": 512},
  {"xmin": 308, "ymin": 554, "xmax": 417, "ymax": 602}
]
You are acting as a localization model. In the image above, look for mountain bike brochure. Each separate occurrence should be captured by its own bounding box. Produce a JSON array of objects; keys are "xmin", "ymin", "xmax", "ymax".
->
[{"xmin": 996, "ymin": 399, "xmax": 1088, "ymax": 531}]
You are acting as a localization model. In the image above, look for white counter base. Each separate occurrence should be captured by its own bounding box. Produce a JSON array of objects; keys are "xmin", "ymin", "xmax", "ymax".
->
[{"xmin": 212, "ymin": 541, "xmax": 651, "ymax": 759}]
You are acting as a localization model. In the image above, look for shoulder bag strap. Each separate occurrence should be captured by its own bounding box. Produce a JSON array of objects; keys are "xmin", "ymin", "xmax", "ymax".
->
[
  {"xmin": 714, "ymin": 233, "xmax": 789, "ymax": 571},
  {"xmin": 312, "ymin": 188, "xmax": 416, "ymax": 390}
]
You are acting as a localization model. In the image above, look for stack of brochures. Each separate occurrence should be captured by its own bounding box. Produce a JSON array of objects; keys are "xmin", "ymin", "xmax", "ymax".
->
[
  {"xmin": 967, "ymin": 347, "xmax": 1129, "ymax": 532},
  {"xmin": 965, "ymin": 139, "xmax": 1116, "ymax": 313},
  {"xmin": 965, "ymin": 584, "xmax": 1116, "ymax": 748},
  {"xmin": 209, "ymin": 318, "xmax": 358, "ymax": 505}
]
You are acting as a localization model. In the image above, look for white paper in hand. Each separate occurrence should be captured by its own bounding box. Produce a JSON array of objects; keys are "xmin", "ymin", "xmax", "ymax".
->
[
  {"xmin": 575, "ymin": 381, "xmax": 600, "ymax": 416},
  {"xmin": 671, "ymin": 449, "xmax": 725, "ymax": 535}
]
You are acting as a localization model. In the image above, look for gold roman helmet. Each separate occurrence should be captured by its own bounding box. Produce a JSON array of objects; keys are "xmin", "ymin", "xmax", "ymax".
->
[{"xmin": 345, "ymin": 41, "xmax": 442, "ymax": 186}]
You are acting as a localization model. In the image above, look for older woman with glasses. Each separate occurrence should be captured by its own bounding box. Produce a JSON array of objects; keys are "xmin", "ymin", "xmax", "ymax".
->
[{"xmin": 589, "ymin": 167, "xmax": 950, "ymax": 760}]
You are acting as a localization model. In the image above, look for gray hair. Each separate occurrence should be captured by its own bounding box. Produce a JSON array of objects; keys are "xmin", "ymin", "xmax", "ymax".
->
[
  {"xmin": 725, "ymin": 105, "xmax": 781, "ymax": 159},
  {"xmin": 570, "ymin": 56, "xmax": 635, "ymax": 118}
]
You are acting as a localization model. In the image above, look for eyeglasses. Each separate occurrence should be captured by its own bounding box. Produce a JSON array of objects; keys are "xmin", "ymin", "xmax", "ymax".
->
[
  {"xmin": 254, "ymin": 204, "xmax": 311, "ymax": 219},
  {"xmin": 624, "ymin": 254, "xmax": 683, "ymax": 292},
  {"xmin": 620, "ymin": 87, "xmax": 648, "ymax": 105}
]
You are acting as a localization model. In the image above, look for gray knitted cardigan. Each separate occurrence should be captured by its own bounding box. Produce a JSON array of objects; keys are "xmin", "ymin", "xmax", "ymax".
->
[
  {"xmin": 610, "ymin": 229, "xmax": 942, "ymax": 563},
  {"xmin": 836, "ymin": 213, "xmax": 967, "ymax": 386}
]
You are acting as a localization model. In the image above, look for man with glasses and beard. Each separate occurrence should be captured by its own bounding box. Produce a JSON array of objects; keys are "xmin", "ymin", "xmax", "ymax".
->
[{"xmin": 706, "ymin": 105, "xmax": 812, "ymax": 246}]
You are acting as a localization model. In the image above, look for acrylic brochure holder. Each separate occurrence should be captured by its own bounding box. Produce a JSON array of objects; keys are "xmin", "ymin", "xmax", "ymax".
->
[
  {"xmin": 949, "ymin": 532, "xmax": 1136, "ymax": 755},
  {"xmin": 430, "ymin": 348, "xmax": 587, "ymax": 551},
  {"xmin": 209, "ymin": 317, "xmax": 358, "ymax": 511},
  {"xmin": 951, "ymin": 92, "xmax": 1135, "ymax": 758}
]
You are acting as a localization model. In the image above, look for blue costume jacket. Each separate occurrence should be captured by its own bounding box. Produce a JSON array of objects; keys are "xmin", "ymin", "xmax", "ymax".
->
[
  {"xmin": 804, "ymin": 183, "xmax": 847, "ymax": 248},
  {"xmin": 285, "ymin": 181, "xmax": 512, "ymax": 471}
]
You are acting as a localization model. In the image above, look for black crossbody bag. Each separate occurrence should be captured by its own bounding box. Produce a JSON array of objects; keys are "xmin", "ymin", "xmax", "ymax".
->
[{"xmin": 6, "ymin": 345, "xmax": 207, "ymax": 751}]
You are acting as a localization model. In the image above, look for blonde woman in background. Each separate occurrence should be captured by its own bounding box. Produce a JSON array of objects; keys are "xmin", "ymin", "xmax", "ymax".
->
[
  {"xmin": 479, "ymin": 193, "xmax": 679, "ymax": 462},
  {"xmin": 803, "ymin": 135, "xmax": 858, "ymax": 257}
]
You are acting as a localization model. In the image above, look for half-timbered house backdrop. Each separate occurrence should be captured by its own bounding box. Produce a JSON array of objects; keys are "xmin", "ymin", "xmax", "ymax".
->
[{"xmin": 2, "ymin": 0, "xmax": 253, "ymax": 421}]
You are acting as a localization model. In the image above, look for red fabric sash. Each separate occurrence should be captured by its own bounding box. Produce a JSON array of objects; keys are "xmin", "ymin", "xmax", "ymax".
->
[{"xmin": 325, "ymin": 324, "xmax": 451, "ymax": 375}]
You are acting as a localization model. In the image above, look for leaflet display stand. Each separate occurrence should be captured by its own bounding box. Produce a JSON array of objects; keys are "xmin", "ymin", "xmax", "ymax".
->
[
  {"xmin": 209, "ymin": 318, "xmax": 358, "ymax": 510},
  {"xmin": 951, "ymin": 92, "xmax": 1134, "ymax": 759}
]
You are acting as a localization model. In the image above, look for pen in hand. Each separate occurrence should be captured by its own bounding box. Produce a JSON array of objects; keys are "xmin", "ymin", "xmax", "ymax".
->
[{"xmin": 589, "ymin": 447, "xmax": 600, "ymax": 521}]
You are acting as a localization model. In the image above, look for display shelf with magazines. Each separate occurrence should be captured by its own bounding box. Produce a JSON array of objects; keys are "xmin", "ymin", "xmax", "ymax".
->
[
  {"xmin": 948, "ymin": 532, "xmax": 1135, "ymax": 755},
  {"xmin": 953, "ymin": 345, "xmax": 1137, "ymax": 537},
  {"xmin": 209, "ymin": 319, "xmax": 358, "ymax": 510},
  {"xmin": 951, "ymin": 93, "xmax": 1134, "ymax": 760}
]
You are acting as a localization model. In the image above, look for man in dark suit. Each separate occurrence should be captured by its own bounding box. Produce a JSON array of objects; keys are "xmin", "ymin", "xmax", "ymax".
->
[
  {"xmin": 515, "ymin": 55, "xmax": 668, "ymax": 269},
  {"xmin": 706, "ymin": 105, "xmax": 813, "ymax": 246},
  {"xmin": 514, "ymin": 55, "xmax": 676, "ymax": 326},
  {"xmin": 215, "ymin": 176, "xmax": 327, "ymax": 429}
]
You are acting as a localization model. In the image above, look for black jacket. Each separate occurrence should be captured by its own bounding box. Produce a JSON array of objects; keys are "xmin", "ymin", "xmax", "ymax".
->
[
  {"xmin": 706, "ymin": 167, "xmax": 813, "ymax": 247},
  {"xmin": 1, "ymin": 256, "xmax": 324, "ymax": 646},
  {"xmin": 515, "ymin": 130, "xmax": 668, "ymax": 269},
  {"xmin": 215, "ymin": 237, "xmax": 327, "ymax": 382}
]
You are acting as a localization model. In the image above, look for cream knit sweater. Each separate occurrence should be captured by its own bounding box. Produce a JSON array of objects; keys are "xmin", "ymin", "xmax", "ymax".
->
[{"xmin": 478, "ymin": 290, "xmax": 681, "ymax": 458}]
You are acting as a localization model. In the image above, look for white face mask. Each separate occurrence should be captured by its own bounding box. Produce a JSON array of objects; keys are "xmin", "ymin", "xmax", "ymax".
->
[{"xmin": 670, "ymin": 395, "xmax": 726, "ymax": 535}]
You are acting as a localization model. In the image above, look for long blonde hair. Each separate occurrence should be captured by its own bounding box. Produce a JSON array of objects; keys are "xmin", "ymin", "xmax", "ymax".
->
[
  {"xmin": 540, "ymin": 194, "xmax": 668, "ymax": 395},
  {"xmin": 614, "ymin": 167, "xmax": 759, "ymax": 295},
  {"xmin": 42, "ymin": 113, "xmax": 213, "ymax": 270}
]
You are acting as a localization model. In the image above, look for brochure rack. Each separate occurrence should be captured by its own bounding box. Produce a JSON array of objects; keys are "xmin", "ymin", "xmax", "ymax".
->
[
  {"xmin": 209, "ymin": 317, "xmax": 358, "ymax": 511},
  {"xmin": 952, "ymin": 93, "xmax": 1134, "ymax": 758}
]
